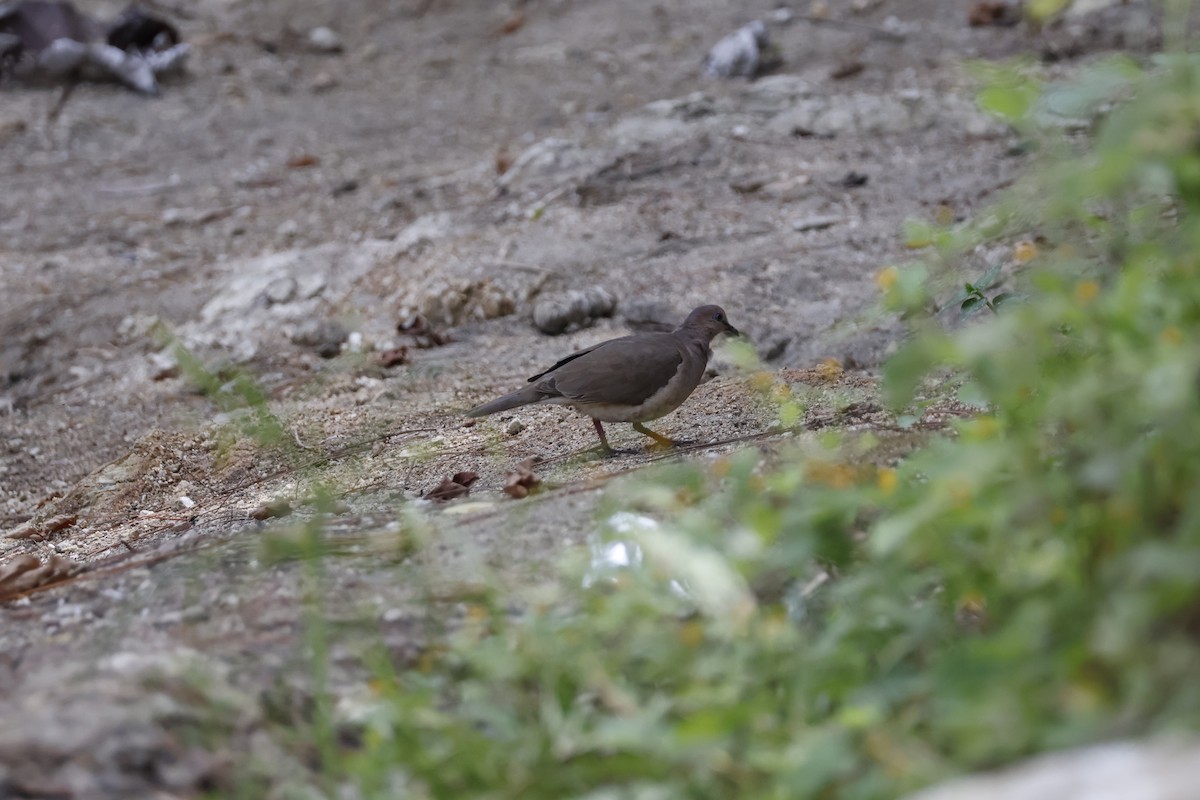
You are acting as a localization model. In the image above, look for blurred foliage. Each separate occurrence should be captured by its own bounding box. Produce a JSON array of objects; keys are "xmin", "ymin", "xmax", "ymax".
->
[
  {"xmin": 167, "ymin": 337, "xmax": 288, "ymax": 450},
  {"xmin": 295, "ymin": 54, "xmax": 1200, "ymax": 798}
]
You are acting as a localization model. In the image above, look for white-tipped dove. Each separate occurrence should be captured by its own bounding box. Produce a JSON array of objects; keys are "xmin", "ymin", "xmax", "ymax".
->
[{"xmin": 467, "ymin": 304, "xmax": 739, "ymax": 453}]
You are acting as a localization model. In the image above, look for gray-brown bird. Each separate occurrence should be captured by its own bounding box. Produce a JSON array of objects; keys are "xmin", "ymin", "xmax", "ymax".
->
[{"xmin": 467, "ymin": 304, "xmax": 739, "ymax": 454}]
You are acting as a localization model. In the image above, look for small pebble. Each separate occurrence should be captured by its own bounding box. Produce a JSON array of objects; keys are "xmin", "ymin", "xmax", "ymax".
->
[
  {"xmin": 307, "ymin": 26, "xmax": 344, "ymax": 53},
  {"xmin": 263, "ymin": 276, "xmax": 297, "ymax": 305},
  {"xmin": 292, "ymin": 319, "xmax": 348, "ymax": 358},
  {"xmin": 310, "ymin": 71, "xmax": 338, "ymax": 92},
  {"xmin": 532, "ymin": 286, "xmax": 617, "ymax": 335},
  {"xmin": 703, "ymin": 20, "xmax": 768, "ymax": 79},
  {"xmin": 506, "ymin": 418, "xmax": 527, "ymax": 435}
]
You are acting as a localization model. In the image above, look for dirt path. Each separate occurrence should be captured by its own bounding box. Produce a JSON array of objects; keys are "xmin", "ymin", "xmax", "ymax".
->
[{"xmin": 0, "ymin": 0, "xmax": 1155, "ymax": 795}]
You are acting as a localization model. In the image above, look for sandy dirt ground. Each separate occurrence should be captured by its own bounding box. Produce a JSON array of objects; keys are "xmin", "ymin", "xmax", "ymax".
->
[{"xmin": 0, "ymin": 0, "xmax": 1161, "ymax": 795}]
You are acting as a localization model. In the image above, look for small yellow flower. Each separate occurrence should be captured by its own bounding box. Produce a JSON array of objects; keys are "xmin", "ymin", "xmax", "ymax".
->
[
  {"xmin": 875, "ymin": 265, "xmax": 900, "ymax": 292},
  {"xmin": 674, "ymin": 487, "xmax": 699, "ymax": 507},
  {"xmin": 1108, "ymin": 499, "xmax": 1135, "ymax": 522},
  {"xmin": 1013, "ymin": 240, "xmax": 1039, "ymax": 263},
  {"xmin": 968, "ymin": 416, "xmax": 998, "ymax": 440},
  {"xmin": 1075, "ymin": 280, "xmax": 1100, "ymax": 304},
  {"xmin": 1161, "ymin": 326, "xmax": 1183, "ymax": 346},
  {"xmin": 749, "ymin": 371, "xmax": 775, "ymax": 393},
  {"xmin": 771, "ymin": 383, "xmax": 794, "ymax": 403},
  {"xmin": 1050, "ymin": 507, "xmax": 1068, "ymax": 525},
  {"xmin": 1060, "ymin": 680, "xmax": 1104, "ymax": 713},
  {"xmin": 816, "ymin": 358, "xmax": 843, "ymax": 383},
  {"xmin": 759, "ymin": 610, "xmax": 792, "ymax": 642},
  {"xmin": 678, "ymin": 620, "xmax": 705, "ymax": 648},
  {"xmin": 946, "ymin": 478, "xmax": 972, "ymax": 508},
  {"xmin": 957, "ymin": 590, "xmax": 987, "ymax": 616},
  {"xmin": 806, "ymin": 460, "xmax": 858, "ymax": 489},
  {"xmin": 876, "ymin": 468, "xmax": 898, "ymax": 495}
]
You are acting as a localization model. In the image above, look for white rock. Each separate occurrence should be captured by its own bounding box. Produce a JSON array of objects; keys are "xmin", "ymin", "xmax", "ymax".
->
[
  {"xmin": 703, "ymin": 20, "xmax": 768, "ymax": 79},
  {"xmin": 905, "ymin": 740, "xmax": 1200, "ymax": 800},
  {"xmin": 307, "ymin": 26, "xmax": 344, "ymax": 53}
]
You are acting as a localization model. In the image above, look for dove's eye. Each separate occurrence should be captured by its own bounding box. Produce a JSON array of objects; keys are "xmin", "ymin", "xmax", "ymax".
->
[{"xmin": 715, "ymin": 312, "xmax": 724, "ymax": 321}]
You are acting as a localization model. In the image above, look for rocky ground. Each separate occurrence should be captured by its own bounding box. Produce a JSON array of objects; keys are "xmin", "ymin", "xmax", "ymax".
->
[{"xmin": 0, "ymin": 0, "xmax": 1166, "ymax": 796}]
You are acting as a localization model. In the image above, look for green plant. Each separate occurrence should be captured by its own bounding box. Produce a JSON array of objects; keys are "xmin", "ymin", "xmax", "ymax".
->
[{"xmin": 285, "ymin": 54, "xmax": 1200, "ymax": 799}]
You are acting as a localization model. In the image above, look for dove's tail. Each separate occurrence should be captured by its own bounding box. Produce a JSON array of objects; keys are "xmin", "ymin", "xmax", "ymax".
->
[{"xmin": 466, "ymin": 386, "xmax": 544, "ymax": 417}]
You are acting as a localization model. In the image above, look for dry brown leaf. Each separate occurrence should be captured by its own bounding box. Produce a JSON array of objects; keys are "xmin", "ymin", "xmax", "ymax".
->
[
  {"xmin": 0, "ymin": 554, "xmax": 76, "ymax": 600},
  {"xmin": 503, "ymin": 458, "xmax": 540, "ymax": 500},
  {"xmin": 286, "ymin": 154, "xmax": 320, "ymax": 169},
  {"xmin": 0, "ymin": 555, "xmax": 40, "ymax": 584},
  {"xmin": 251, "ymin": 499, "xmax": 293, "ymax": 520},
  {"xmin": 4, "ymin": 513, "xmax": 76, "ymax": 539},
  {"xmin": 397, "ymin": 313, "xmax": 450, "ymax": 347},
  {"xmin": 968, "ymin": 1, "xmax": 1022, "ymax": 26},
  {"xmin": 378, "ymin": 346, "xmax": 410, "ymax": 367},
  {"xmin": 4, "ymin": 522, "xmax": 38, "ymax": 540},
  {"xmin": 42, "ymin": 514, "xmax": 77, "ymax": 534},
  {"xmin": 451, "ymin": 471, "xmax": 479, "ymax": 487},
  {"xmin": 495, "ymin": 13, "xmax": 525, "ymax": 35},
  {"xmin": 830, "ymin": 60, "xmax": 864, "ymax": 80},
  {"xmin": 494, "ymin": 146, "xmax": 513, "ymax": 176},
  {"xmin": 427, "ymin": 471, "xmax": 479, "ymax": 502}
]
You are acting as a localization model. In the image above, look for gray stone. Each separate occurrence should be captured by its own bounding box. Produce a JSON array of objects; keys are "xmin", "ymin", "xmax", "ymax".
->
[
  {"xmin": 620, "ymin": 298, "xmax": 678, "ymax": 332},
  {"xmin": 531, "ymin": 287, "xmax": 618, "ymax": 335},
  {"xmin": 401, "ymin": 278, "xmax": 516, "ymax": 328},
  {"xmin": 760, "ymin": 174, "xmax": 815, "ymax": 201},
  {"xmin": 703, "ymin": 20, "xmax": 769, "ymax": 79},
  {"xmin": 291, "ymin": 319, "xmax": 348, "ymax": 358},
  {"xmin": 768, "ymin": 97, "xmax": 837, "ymax": 136},
  {"xmin": 743, "ymin": 74, "xmax": 817, "ymax": 113},
  {"xmin": 608, "ymin": 115, "xmax": 691, "ymax": 146},
  {"xmin": 497, "ymin": 138, "xmax": 593, "ymax": 193},
  {"xmin": 642, "ymin": 92, "xmax": 717, "ymax": 121},
  {"xmin": 262, "ymin": 277, "xmax": 297, "ymax": 305},
  {"xmin": 904, "ymin": 740, "xmax": 1200, "ymax": 800}
]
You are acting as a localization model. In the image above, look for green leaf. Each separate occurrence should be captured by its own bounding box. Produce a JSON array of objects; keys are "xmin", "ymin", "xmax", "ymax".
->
[
  {"xmin": 883, "ymin": 338, "xmax": 939, "ymax": 408},
  {"xmin": 978, "ymin": 84, "xmax": 1036, "ymax": 123},
  {"xmin": 1026, "ymin": 0, "xmax": 1072, "ymax": 22},
  {"xmin": 977, "ymin": 264, "xmax": 1004, "ymax": 290},
  {"xmin": 957, "ymin": 381, "xmax": 990, "ymax": 408},
  {"xmin": 904, "ymin": 219, "xmax": 937, "ymax": 249}
]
